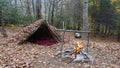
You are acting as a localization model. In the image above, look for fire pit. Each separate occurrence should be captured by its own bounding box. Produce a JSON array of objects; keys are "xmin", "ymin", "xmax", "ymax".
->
[
  {"xmin": 73, "ymin": 51, "xmax": 93, "ymax": 62},
  {"xmin": 55, "ymin": 41, "xmax": 93, "ymax": 63}
]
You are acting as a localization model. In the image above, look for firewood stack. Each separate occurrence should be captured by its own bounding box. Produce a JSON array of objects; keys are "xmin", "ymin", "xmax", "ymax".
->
[{"xmin": 0, "ymin": 19, "xmax": 61, "ymax": 45}]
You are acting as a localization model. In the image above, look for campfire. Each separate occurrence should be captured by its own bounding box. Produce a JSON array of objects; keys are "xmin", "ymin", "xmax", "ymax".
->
[
  {"xmin": 74, "ymin": 42, "xmax": 84, "ymax": 58},
  {"xmin": 73, "ymin": 41, "xmax": 93, "ymax": 62},
  {"xmin": 55, "ymin": 41, "xmax": 93, "ymax": 63}
]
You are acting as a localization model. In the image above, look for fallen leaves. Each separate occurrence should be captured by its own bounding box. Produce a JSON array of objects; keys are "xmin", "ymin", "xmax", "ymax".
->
[{"xmin": 0, "ymin": 30, "xmax": 120, "ymax": 68}]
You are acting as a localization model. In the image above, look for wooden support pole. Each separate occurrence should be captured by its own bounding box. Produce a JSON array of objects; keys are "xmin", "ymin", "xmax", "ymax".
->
[
  {"xmin": 60, "ymin": 22, "xmax": 66, "ymax": 61},
  {"xmin": 56, "ymin": 29, "xmax": 90, "ymax": 33}
]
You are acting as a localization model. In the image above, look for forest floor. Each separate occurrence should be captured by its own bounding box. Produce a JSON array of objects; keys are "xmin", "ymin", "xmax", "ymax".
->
[{"xmin": 0, "ymin": 27, "xmax": 120, "ymax": 68}]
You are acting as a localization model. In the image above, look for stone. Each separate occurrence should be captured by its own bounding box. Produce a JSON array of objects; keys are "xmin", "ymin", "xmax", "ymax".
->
[
  {"xmin": 55, "ymin": 50, "xmax": 73, "ymax": 58},
  {"xmin": 73, "ymin": 51, "xmax": 93, "ymax": 62}
]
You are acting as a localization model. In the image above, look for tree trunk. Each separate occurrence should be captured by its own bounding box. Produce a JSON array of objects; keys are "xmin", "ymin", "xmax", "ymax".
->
[
  {"xmin": 44, "ymin": 0, "xmax": 47, "ymax": 20},
  {"xmin": 96, "ymin": 23, "xmax": 100, "ymax": 34},
  {"xmin": 108, "ymin": 26, "xmax": 111, "ymax": 35},
  {"xmin": 77, "ymin": 20, "xmax": 80, "ymax": 30},
  {"xmin": 105, "ymin": 23, "xmax": 108, "ymax": 35},
  {"xmin": 93, "ymin": 22, "xmax": 97, "ymax": 37},
  {"xmin": 36, "ymin": 0, "xmax": 42, "ymax": 20},
  {"xmin": 19, "ymin": 0, "xmax": 24, "ymax": 11},
  {"xmin": 13, "ymin": 0, "xmax": 17, "ymax": 23},
  {"xmin": 48, "ymin": 0, "xmax": 52, "ymax": 23},
  {"xmin": 82, "ymin": 0, "xmax": 89, "ymax": 40},
  {"xmin": 0, "ymin": 6, "xmax": 8, "ymax": 37},
  {"xmin": 26, "ymin": 0, "xmax": 32, "ymax": 23},
  {"xmin": 1, "ymin": 16, "xmax": 8, "ymax": 37},
  {"xmin": 102, "ymin": 23, "xmax": 108, "ymax": 38},
  {"xmin": 100, "ymin": 24, "xmax": 105, "ymax": 39},
  {"xmin": 32, "ymin": 0, "xmax": 36, "ymax": 19},
  {"xmin": 51, "ymin": 0, "xmax": 55, "ymax": 25},
  {"xmin": 118, "ymin": 31, "xmax": 120, "ymax": 42}
]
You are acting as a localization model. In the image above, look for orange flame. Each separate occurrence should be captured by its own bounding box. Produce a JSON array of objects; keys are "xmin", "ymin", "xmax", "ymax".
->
[{"xmin": 74, "ymin": 42, "xmax": 83, "ymax": 58}]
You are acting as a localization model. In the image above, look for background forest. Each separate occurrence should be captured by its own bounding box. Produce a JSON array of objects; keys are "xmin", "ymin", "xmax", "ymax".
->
[
  {"xmin": 0, "ymin": 0, "xmax": 120, "ymax": 68},
  {"xmin": 0, "ymin": 0, "xmax": 120, "ymax": 41}
]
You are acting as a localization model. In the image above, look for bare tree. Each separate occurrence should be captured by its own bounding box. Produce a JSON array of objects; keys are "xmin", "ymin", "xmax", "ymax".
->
[
  {"xmin": 32, "ymin": 0, "xmax": 36, "ymax": 19},
  {"xmin": 19, "ymin": 0, "xmax": 24, "ymax": 11},
  {"xmin": 118, "ymin": 26, "xmax": 120, "ymax": 41},
  {"xmin": 14, "ymin": 0, "xmax": 17, "ymax": 23},
  {"xmin": 26, "ymin": 0, "xmax": 32, "ymax": 22},
  {"xmin": 48, "ymin": 0, "xmax": 53, "ymax": 23},
  {"xmin": 44, "ymin": 0, "xmax": 48, "ymax": 20},
  {"xmin": 51, "ymin": 0, "xmax": 56, "ymax": 25},
  {"xmin": 36, "ymin": 0, "xmax": 42, "ymax": 19}
]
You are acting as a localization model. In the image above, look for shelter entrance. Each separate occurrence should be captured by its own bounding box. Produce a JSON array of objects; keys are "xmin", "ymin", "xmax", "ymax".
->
[{"xmin": 26, "ymin": 24, "xmax": 58, "ymax": 46}]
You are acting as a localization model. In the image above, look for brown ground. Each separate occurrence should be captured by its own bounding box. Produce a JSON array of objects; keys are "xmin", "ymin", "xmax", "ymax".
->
[{"xmin": 0, "ymin": 27, "xmax": 120, "ymax": 68}]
